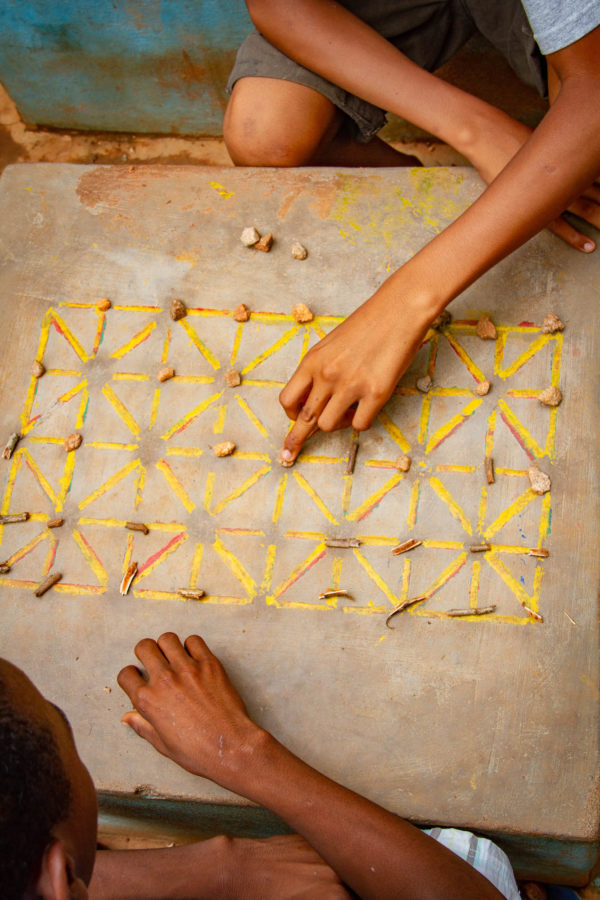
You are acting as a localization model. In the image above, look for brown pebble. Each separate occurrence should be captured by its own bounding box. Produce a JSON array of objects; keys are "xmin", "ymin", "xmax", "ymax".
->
[
  {"xmin": 291, "ymin": 241, "xmax": 308, "ymax": 260},
  {"xmin": 416, "ymin": 375, "xmax": 432, "ymax": 393},
  {"xmin": 538, "ymin": 385, "xmax": 562, "ymax": 407},
  {"xmin": 528, "ymin": 466, "xmax": 551, "ymax": 495},
  {"xmin": 431, "ymin": 310, "xmax": 451, "ymax": 329},
  {"xmin": 541, "ymin": 314, "xmax": 565, "ymax": 334},
  {"xmin": 47, "ymin": 518, "xmax": 64, "ymax": 529},
  {"xmin": 292, "ymin": 303, "xmax": 313, "ymax": 323},
  {"xmin": 31, "ymin": 360, "xmax": 45, "ymax": 379},
  {"xmin": 224, "ymin": 369, "xmax": 242, "ymax": 388},
  {"xmin": 158, "ymin": 366, "xmax": 175, "ymax": 382},
  {"xmin": 96, "ymin": 298, "xmax": 111, "ymax": 312},
  {"xmin": 214, "ymin": 441, "xmax": 236, "ymax": 458},
  {"xmin": 476, "ymin": 315, "xmax": 497, "ymax": 340},
  {"xmin": 170, "ymin": 298, "xmax": 187, "ymax": 321},
  {"xmin": 255, "ymin": 232, "xmax": 273, "ymax": 252},
  {"xmin": 475, "ymin": 380, "xmax": 491, "ymax": 396},
  {"xmin": 240, "ymin": 226, "xmax": 260, "ymax": 247},
  {"xmin": 104, "ymin": 686, "xmax": 112, "ymax": 694},
  {"xmin": 395, "ymin": 454, "xmax": 411, "ymax": 472},
  {"xmin": 233, "ymin": 303, "xmax": 250, "ymax": 322},
  {"xmin": 64, "ymin": 433, "xmax": 82, "ymax": 452}
]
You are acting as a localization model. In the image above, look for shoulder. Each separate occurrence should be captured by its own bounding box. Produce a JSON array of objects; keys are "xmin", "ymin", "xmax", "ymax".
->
[{"xmin": 521, "ymin": 0, "xmax": 600, "ymax": 55}]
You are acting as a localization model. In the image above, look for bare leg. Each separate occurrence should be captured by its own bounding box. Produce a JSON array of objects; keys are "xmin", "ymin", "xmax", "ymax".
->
[{"xmin": 224, "ymin": 76, "xmax": 420, "ymax": 168}]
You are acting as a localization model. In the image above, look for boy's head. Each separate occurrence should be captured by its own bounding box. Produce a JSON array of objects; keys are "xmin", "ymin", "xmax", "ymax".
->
[{"xmin": 0, "ymin": 659, "xmax": 97, "ymax": 900}]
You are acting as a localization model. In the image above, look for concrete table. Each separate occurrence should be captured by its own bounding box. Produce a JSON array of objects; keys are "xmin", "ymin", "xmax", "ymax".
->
[{"xmin": 0, "ymin": 164, "xmax": 598, "ymax": 882}]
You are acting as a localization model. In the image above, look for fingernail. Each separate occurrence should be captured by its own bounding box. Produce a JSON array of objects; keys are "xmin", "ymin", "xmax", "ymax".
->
[
  {"xmin": 282, "ymin": 448, "xmax": 293, "ymax": 461},
  {"xmin": 583, "ymin": 241, "xmax": 595, "ymax": 252}
]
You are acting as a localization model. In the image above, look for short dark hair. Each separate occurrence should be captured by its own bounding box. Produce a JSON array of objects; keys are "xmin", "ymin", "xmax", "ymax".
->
[{"xmin": 0, "ymin": 674, "xmax": 72, "ymax": 900}]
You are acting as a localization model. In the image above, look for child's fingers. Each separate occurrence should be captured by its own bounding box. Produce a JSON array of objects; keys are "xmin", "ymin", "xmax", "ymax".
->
[
  {"xmin": 184, "ymin": 634, "xmax": 214, "ymax": 661},
  {"xmin": 156, "ymin": 631, "xmax": 193, "ymax": 669},
  {"xmin": 281, "ymin": 391, "xmax": 330, "ymax": 462},
  {"xmin": 116, "ymin": 664, "xmax": 146, "ymax": 701},
  {"xmin": 547, "ymin": 215, "xmax": 596, "ymax": 252},
  {"xmin": 566, "ymin": 195, "xmax": 600, "ymax": 231},
  {"xmin": 121, "ymin": 710, "xmax": 169, "ymax": 756},
  {"xmin": 279, "ymin": 369, "xmax": 314, "ymax": 421}
]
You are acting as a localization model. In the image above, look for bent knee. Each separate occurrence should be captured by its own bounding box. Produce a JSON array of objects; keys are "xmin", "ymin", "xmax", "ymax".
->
[{"xmin": 224, "ymin": 77, "xmax": 340, "ymax": 167}]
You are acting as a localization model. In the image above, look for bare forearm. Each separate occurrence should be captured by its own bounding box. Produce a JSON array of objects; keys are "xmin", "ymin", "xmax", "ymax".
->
[{"xmin": 230, "ymin": 732, "xmax": 503, "ymax": 900}]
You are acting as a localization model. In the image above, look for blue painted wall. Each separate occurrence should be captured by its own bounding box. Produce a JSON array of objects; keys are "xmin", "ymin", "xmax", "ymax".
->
[{"xmin": 0, "ymin": 1, "xmax": 253, "ymax": 133}]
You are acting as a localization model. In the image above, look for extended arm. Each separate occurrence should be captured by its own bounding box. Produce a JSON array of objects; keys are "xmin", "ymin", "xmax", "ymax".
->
[{"xmin": 117, "ymin": 633, "xmax": 504, "ymax": 900}]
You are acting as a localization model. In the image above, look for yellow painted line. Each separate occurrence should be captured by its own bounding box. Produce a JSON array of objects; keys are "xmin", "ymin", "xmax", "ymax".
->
[
  {"xmin": 135, "ymin": 464, "xmax": 145, "ymax": 510},
  {"xmin": 75, "ymin": 387, "xmax": 89, "ymax": 429},
  {"xmin": 179, "ymin": 319, "xmax": 221, "ymax": 370},
  {"xmin": 203, "ymin": 472, "xmax": 215, "ymax": 511},
  {"xmin": 113, "ymin": 304, "xmax": 162, "ymax": 312},
  {"xmin": 123, "ymin": 533, "xmax": 134, "ymax": 574},
  {"xmin": 213, "ymin": 404, "xmax": 227, "ymax": 434},
  {"xmin": 293, "ymin": 471, "xmax": 339, "ymax": 524},
  {"xmin": 72, "ymin": 529, "xmax": 108, "ymax": 585},
  {"xmin": 497, "ymin": 399, "xmax": 545, "ymax": 458},
  {"xmin": 423, "ymin": 551, "xmax": 468, "ymax": 599},
  {"xmin": 418, "ymin": 393, "xmax": 433, "ymax": 445},
  {"xmin": 425, "ymin": 398, "xmax": 482, "ymax": 454},
  {"xmin": 343, "ymin": 603, "xmax": 387, "ymax": 615},
  {"xmin": 353, "ymin": 548, "xmax": 398, "ymax": 605},
  {"xmin": 210, "ymin": 464, "xmax": 271, "ymax": 515},
  {"xmin": 538, "ymin": 492, "xmax": 552, "ymax": 545},
  {"xmin": 341, "ymin": 474, "xmax": 353, "ymax": 518},
  {"xmin": 113, "ymin": 373, "xmax": 150, "ymax": 382},
  {"xmin": 346, "ymin": 473, "xmax": 402, "ymax": 522},
  {"xmin": 377, "ymin": 411, "xmax": 411, "ymax": 452},
  {"xmin": 483, "ymin": 489, "xmax": 538, "ymax": 540},
  {"xmin": 216, "ymin": 528, "xmax": 265, "ymax": 536},
  {"xmin": 85, "ymin": 441, "xmax": 138, "ymax": 451},
  {"xmin": 364, "ymin": 460, "xmax": 398, "ymax": 469},
  {"xmin": 232, "ymin": 451, "xmax": 271, "ymax": 461},
  {"xmin": 78, "ymin": 517, "xmax": 183, "ymax": 532},
  {"xmin": 27, "ymin": 436, "xmax": 65, "ymax": 445},
  {"xmin": 78, "ymin": 458, "xmax": 140, "ymax": 510},
  {"xmin": 545, "ymin": 406, "xmax": 558, "ymax": 460},
  {"xmin": 208, "ymin": 180, "xmax": 234, "ymax": 199},
  {"xmin": 407, "ymin": 479, "xmax": 420, "ymax": 530},
  {"xmin": 166, "ymin": 446, "xmax": 204, "ymax": 457},
  {"xmin": 161, "ymin": 329, "xmax": 170, "ymax": 365},
  {"xmin": 485, "ymin": 408, "xmax": 497, "ymax": 458},
  {"xmin": 284, "ymin": 530, "xmax": 326, "ymax": 540},
  {"xmin": 59, "ymin": 301, "xmax": 97, "ymax": 308},
  {"xmin": 550, "ymin": 333, "xmax": 562, "ymax": 384},
  {"xmin": 298, "ymin": 327, "xmax": 311, "ymax": 363},
  {"xmin": 213, "ymin": 536, "xmax": 255, "ymax": 595},
  {"xmin": 42, "ymin": 533, "xmax": 58, "ymax": 576},
  {"xmin": 190, "ymin": 542, "xmax": 204, "ymax": 588},
  {"xmin": 59, "ymin": 379, "xmax": 87, "ymax": 404},
  {"xmin": 21, "ymin": 448, "xmax": 58, "ymax": 505},
  {"xmin": 155, "ymin": 459, "xmax": 196, "ymax": 512},
  {"xmin": 172, "ymin": 375, "xmax": 215, "ymax": 384},
  {"xmin": 422, "ymin": 539, "xmax": 464, "ymax": 550},
  {"xmin": 260, "ymin": 543, "xmax": 277, "ymax": 594},
  {"xmin": 50, "ymin": 310, "xmax": 90, "ymax": 361},
  {"xmin": 297, "ymin": 454, "xmax": 342, "ymax": 464},
  {"xmin": 477, "ymin": 485, "xmax": 487, "ymax": 535},
  {"xmin": 272, "ymin": 473, "xmax": 287, "ymax": 523},
  {"xmin": 133, "ymin": 590, "xmax": 188, "ymax": 601},
  {"xmin": 0, "ymin": 453, "xmax": 22, "ymax": 520},
  {"xmin": 485, "ymin": 552, "xmax": 543, "ymax": 613},
  {"xmin": 436, "ymin": 464, "xmax": 476, "ymax": 473},
  {"xmin": 4, "ymin": 531, "xmax": 47, "ymax": 566},
  {"xmin": 428, "ymin": 477, "xmax": 473, "ymax": 535},
  {"xmin": 241, "ymin": 378, "xmax": 286, "ymax": 388},
  {"xmin": 494, "ymin": 468, "xmax": 528, "ymax": 476},
  {"xmin": 241, "ymin": 325, "xmax": 300, "ymax": 374},
  {"xmin": 268, "ymin": 542, "xmax": 327, "ymax": 605},
  {"xmin": 230, "ymin": 323, "xmax": 243, "ymax": 366},
  {"xmin": 469, "ymin": 559, "xmax": 481, "ymax": 607},
  {"xmin": 161, "ymin": 391, "xmax": 221, "ymax": 440},
  {"xmin": 506, "ymin": 389, "xmax": 540, "ymax": 398},
  {"xmin": 102, "ymin": 383, "xmax": 141, "ymax": 436},
  {"xmin": 310, "ymin": 322, "xmax": 327, "ymax": 340},
  {"xmin": 45, "ymin": 369, "xmax": 81, "ymax": 377},
  {"xmin": 496, "ymin": 333, "xmax": 552, "ymax": 378},
  {"xmin": 236, "ymin": 395, "xmax": 270, "ymax": 440},
  {"xmin": 331, "ymin": 555, "xmax": 343, "ymax": 590},
  {"xmin": 92, "ymin": 313, "xmax": 105, "ymax": 358},
  {"xmin": 149, "ymin": 387, "xmax": 161, "ymax": 429},
  {"xmin": 443, "ymin": 333, "xmax": 486, "ymax": 381},
  {"xmin": 53, "ymin": 584, "xmax": 106, "ymax": 596},
  {"xmin": 358, "ymin": 535, "xmax": 401, "ymax": 546},
  {"xmin": 110, "ymin": 320, "xmax": 157, "ymax": 359},
  {"xmin": 135, "ymin": 531, "xmax": 188, "ymax": 583}
]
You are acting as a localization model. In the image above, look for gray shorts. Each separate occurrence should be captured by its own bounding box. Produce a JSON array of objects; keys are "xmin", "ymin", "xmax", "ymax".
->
[{"xmin": 227, "ymin": 0, "xmax": 546, "ymax": 142}]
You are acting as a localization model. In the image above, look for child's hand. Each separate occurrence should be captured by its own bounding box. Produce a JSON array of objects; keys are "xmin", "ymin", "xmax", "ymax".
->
[
  {"xmin": 117, "ymin": 633, "xmax": 266, "ymax": 790},
  {"xmin": 280, "ymin": 281, "xmax": 433, "ymax": 463}
]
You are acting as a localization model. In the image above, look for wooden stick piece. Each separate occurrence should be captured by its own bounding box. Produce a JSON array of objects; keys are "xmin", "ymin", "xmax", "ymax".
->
[
  {"xmin": 447, "ymin": 605, "xmax": 496, "ymax": 617},
  {"xmin": 34, "ymin": 572, "xmax": 62, "ymax": 597},
  {"xmin": 0, "ymin": 563, "xmax": 10, "ymax": 574},
  {"xmin": 345, "ymin": 436, "xmax": 359, "ymax": 475},
  {"xmin": 177, "ymin": 588, "xmax": 205, "ymax": 601},
  {"xmin": 469, "ymin": 543, "xmax": 491, "ymax": 553},
  {"xmin": 48, "ymin": 518, "xmax": 64, "ymax": 528},
  {"xmin": 523, "ymin": 605, "xmax": 544, "ymax": 622},
  {"xmin": 125, "ymin": 522, "xmax": 149, "ymax": 535},
  {"xmin": 318, "ymin": 589, "xmax": 353, "ymax": 600},
  {"xmin": 0, "ymin": 513, "xmax": 29, "ymax": 524},
  {"xmin": 325, "ymin": 538, "xmax": 362, "ymax": 549},
  {"xmin": 2, "ymin": 432, "xmax": 21, "ymax": 460},
  {"xmin": 528, "ymin": 548, "xmax": 549, "ymax": 558},
  {"xmin": 120, "ymin": 562, "xmax": 137, "ymax": 595},
  {"xmin": 392, "ymin": 539, "xmax": 422, "ymax": 555},
  {"xmin": 484, "ymin": 456, "xmax": 495, "ymax": 485},
  {"xmin": 385, "ymin": 594, "xmax": 428, "ymax": 628}
]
